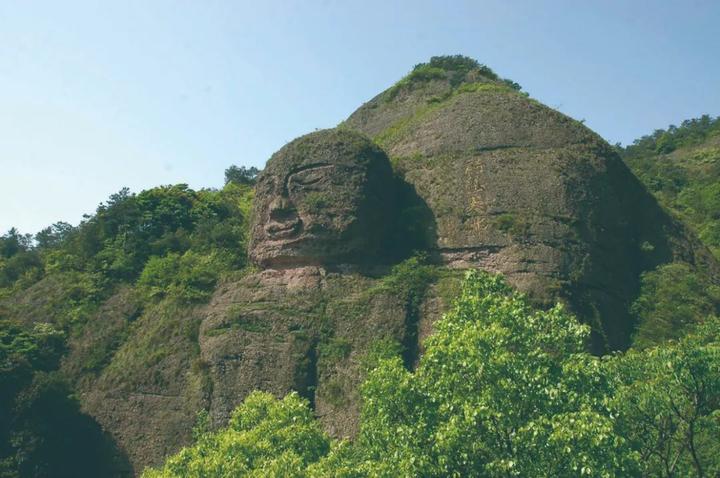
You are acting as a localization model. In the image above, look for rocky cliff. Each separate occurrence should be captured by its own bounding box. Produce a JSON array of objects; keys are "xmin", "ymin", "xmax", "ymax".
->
[{"xmin": 344, "ymin": 56, "xmax": 718, "ymax": 351}]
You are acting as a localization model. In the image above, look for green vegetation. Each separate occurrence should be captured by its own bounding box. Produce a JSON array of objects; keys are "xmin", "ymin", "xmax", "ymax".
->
[
  {"xmin": 224, "ymin": 165, "xmax": 260, "ymax": 186},
  {"xmin": 355, "ymin": 271, "xmax": 636, "ymax": 477},
  {"xmin": 19, "ymin": 182, "xmax": 248, "ymax": 294},
  {"xmin": 0, "ymin": 229, "xmax": 43, "ymax": 291},
  {"xmin": 302, "ymin": 192, "xmax": 330, "ymax": 213},
  {"xmin": 1, "ymin": 182, "xmax": 253, "ymax": 303},
  {"xmin": 631, "ymin": 262, "xmax": 720, "ymax": 348},
  {"xmin": 137, "ymin": 251, "xmax": 224, "ymax": 303},
  {"xmin": 143, "ymin": 392, "xmax": 331, "ymax": 478},
  {"xmin": 383, "ymin": 55, "xmax": 521, "ymax": 102},
  {"xmin": 0, "ymin": 321, "xmax": 121, "ymax": 477},
  {"xmin": 619, "ymin": 116, "xmax": 720, "ymax": 346},
  {"xmin": 369, "ymin": 255, "xmax": 440, "ymax": 366},
  {"xmin": 620, "ymin": 115, "xmax": 720, "ymax": 256},
  {"xmin": 403, "ymin": 64, "xmax": 446, "ymax": 83},
  {"xmin": 622, "ymin": 116, "xmax": 719, "ymax": 157},
  {"xmin": 493, "ymin": 212, "xmax": 531, "ymax": 237},
  {"xmin": 375, "ymin": 78, "xmax": 520, "ymax": 149},
  {"xmin": 144, "ymin": 271, "xmax": 720, "ymax": 477},
  {"xmin": 0, "ymin": 178, "xmax": 255, "ymax": 477},
  {"xmin": 609, "ymin": 323, "xmax": 720, "ymax": 477},
  {"xmin": 209, "ymin": 305, "xmax": 273, "ymax": 336},
  {"xmin": 3, "ymin": 108, "xmax": 720, "ymax": 476},
  {"xmin": 317, "ymin": 338, "xmax": 351, "ymax": 361}
]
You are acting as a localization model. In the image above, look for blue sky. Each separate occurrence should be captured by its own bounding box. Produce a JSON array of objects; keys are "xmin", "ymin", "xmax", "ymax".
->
[{"xmin": 2, "ymin": 0, "xmax": 719, "ymax": 234}]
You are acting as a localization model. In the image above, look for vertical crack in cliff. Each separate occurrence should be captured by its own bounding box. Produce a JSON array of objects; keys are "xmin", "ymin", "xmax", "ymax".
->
[
  {"xmin": 402, "ymin": 300, "xmax": 421, "ymax": 371},
  {"xmin": 296, "ymin": 340, "xmax": 319, "ymax": 410},
  {"xmin": 401, "ymin": 278, "xmax": 434, "ymax": 371}
]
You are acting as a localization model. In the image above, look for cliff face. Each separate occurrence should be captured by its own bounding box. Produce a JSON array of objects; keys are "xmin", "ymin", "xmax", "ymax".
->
[
  {"xmin": 199, "ymin": 266, "xmax": 459, "ymax": 439},
  {"xmin": 344, "ymin": 58, "xmax": 718, "ymax": 351},
  {"xmin": 199, "ymin": 129, "xmax": 462, "ymax": 443}
]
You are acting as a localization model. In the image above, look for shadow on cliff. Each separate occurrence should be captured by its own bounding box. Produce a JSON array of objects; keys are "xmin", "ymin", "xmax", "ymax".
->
[
  {"xmin": 6, "ymin": 375, "xmax": 132, "ymax": 478},
  {"xmin": 567, "ymin": 149, "xmax": 719, "ymax": 353},
  {"xmin": 387, "ymin": 175, "xmax": 438, "ymax": 263},
  {"xmin": 386, "ymin": 175, "xmax": 439, "ymax": 371}
]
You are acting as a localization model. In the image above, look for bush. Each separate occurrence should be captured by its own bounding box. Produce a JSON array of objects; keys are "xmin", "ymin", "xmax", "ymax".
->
[
  {"xmin": 405, "ymin": 64, "xmax": 446, "ymax": 83},
  {"xmin": 384, "ymin": 55, "xmax": 519, "ymax": 101},
  {"xmin": 142, "ymin": 392, "xmax": 330, "ymax": 478},
  {"xmin": 631, "ymin": 262, "xmax": 720, "ymax": 348},
  {"xmin": 137, "ymin": 251, "xmax": 223, "ymax": 303}
]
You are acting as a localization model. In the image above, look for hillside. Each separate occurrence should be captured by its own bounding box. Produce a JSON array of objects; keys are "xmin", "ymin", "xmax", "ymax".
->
[
  {"xmin": 1, "ymin": 182, "xmax": 255, "ymax": 476},
  {"xmin": 1, "ymin": 56, "xmax": 719, "ymax": 477},
  {"xmin": 619, "ymin": 115, "xmax": 720, "ymax": 257}
]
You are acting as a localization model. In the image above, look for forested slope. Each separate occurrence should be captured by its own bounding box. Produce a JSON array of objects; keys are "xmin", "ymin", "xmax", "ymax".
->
[
  {"xmin": 1, "ymin": 174, "xmax": 255, "ymax": 477},
  {"xmin": 619, "ymin": 116, "xmax": 720, "ymax": 347},
  {"xmin": 620, "ymin": 115, "xmax": 720, "ymax": 257}
]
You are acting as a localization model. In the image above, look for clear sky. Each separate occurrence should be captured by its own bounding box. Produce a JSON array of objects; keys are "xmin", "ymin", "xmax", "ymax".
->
[{"xmin": 2, "ymin": 0, "xmax": 719, "ymax": 234}]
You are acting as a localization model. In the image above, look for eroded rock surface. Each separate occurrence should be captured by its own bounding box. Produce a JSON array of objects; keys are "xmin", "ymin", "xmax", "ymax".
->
[
  {"xmin": 201, "ymin": 128, "xmax": 438, "ymax": 438},
  {"xmin": 200, "ymin": 266, "xmax": 418, "ymax": 437},
  {"xmin": 344, "ymin": 63, "xmax": 719, "ymax": 351},
  {"xmin": 249, "ymin": 129, "xmax": 396, "ymax": 267}
]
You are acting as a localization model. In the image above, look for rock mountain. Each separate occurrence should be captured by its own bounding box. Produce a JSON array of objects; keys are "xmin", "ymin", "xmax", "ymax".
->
[
  {"xmin": 343, "ymin": 56, "xmax": 717, "ymax": 351},
  {"xmin": 6, "ymin": 56, "xmax": 718, "ymax": 476}
]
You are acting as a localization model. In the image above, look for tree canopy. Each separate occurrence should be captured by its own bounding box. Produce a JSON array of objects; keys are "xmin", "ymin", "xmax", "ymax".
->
[{"xmin": 143, "ymin": 271, "xmax": 720, "ymax": 477}]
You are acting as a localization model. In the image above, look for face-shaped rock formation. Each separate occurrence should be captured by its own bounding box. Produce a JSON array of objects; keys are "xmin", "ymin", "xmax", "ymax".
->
[{"xmin": 249, "ymin": 129, "xmax": 396, "ymax": 267}]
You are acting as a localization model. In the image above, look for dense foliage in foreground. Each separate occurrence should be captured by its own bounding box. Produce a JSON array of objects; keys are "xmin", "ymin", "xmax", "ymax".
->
[{"xmin": 144, "ymin": 271, "xmax": 720, "ymax": 477}]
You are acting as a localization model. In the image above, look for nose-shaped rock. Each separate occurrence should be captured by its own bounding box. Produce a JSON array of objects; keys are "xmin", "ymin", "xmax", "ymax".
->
[{"xmin": 269, "ymin": 196, "xmax": 296, "ymax": 222}]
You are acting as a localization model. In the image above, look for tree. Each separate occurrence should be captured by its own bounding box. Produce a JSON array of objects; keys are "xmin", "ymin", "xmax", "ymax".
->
[
  {"xmin": 656, "ymin": 132, "xmax": 677, "ymax": 154},
  {"xmin": 144, "ymin": 270, "xmax": 720, "ymax": 477},
  {"xmin": 145, "ymin": 271, "xmax": 641, "ymax": 477},
  {"xmin": 609, "ymin": 319, "xmax": 720, "ymax": 477},
  {"xmin": 355, "ymin": 270, "xmax": 638, "ymax": 477},
  {"xmin": 0, "ymin": 229, "xmax": 33, "ymax": 259},
  {"xmin": 35, "ymin": 222, "xmax": 73, "ymax": 250},
  {"xmin": 142, "ymin": 392, "xmax": 330, "ymax": 478},
  {"xmin": 631, "ymin": 262, "xmax": 720, "ymax": 348},
  {"xmin": 0, "ymin": 229, "xmax": 43, "ymax": 289},
  {"xmin": 224, "ymin": 166, "xmax": 260, "ymax": 186}
]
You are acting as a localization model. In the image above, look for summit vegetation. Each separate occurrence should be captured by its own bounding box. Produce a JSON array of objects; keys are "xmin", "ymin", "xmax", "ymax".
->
[{"xmin": 384, "ymin": 55, "xmax": 522, "ymax": 100}]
